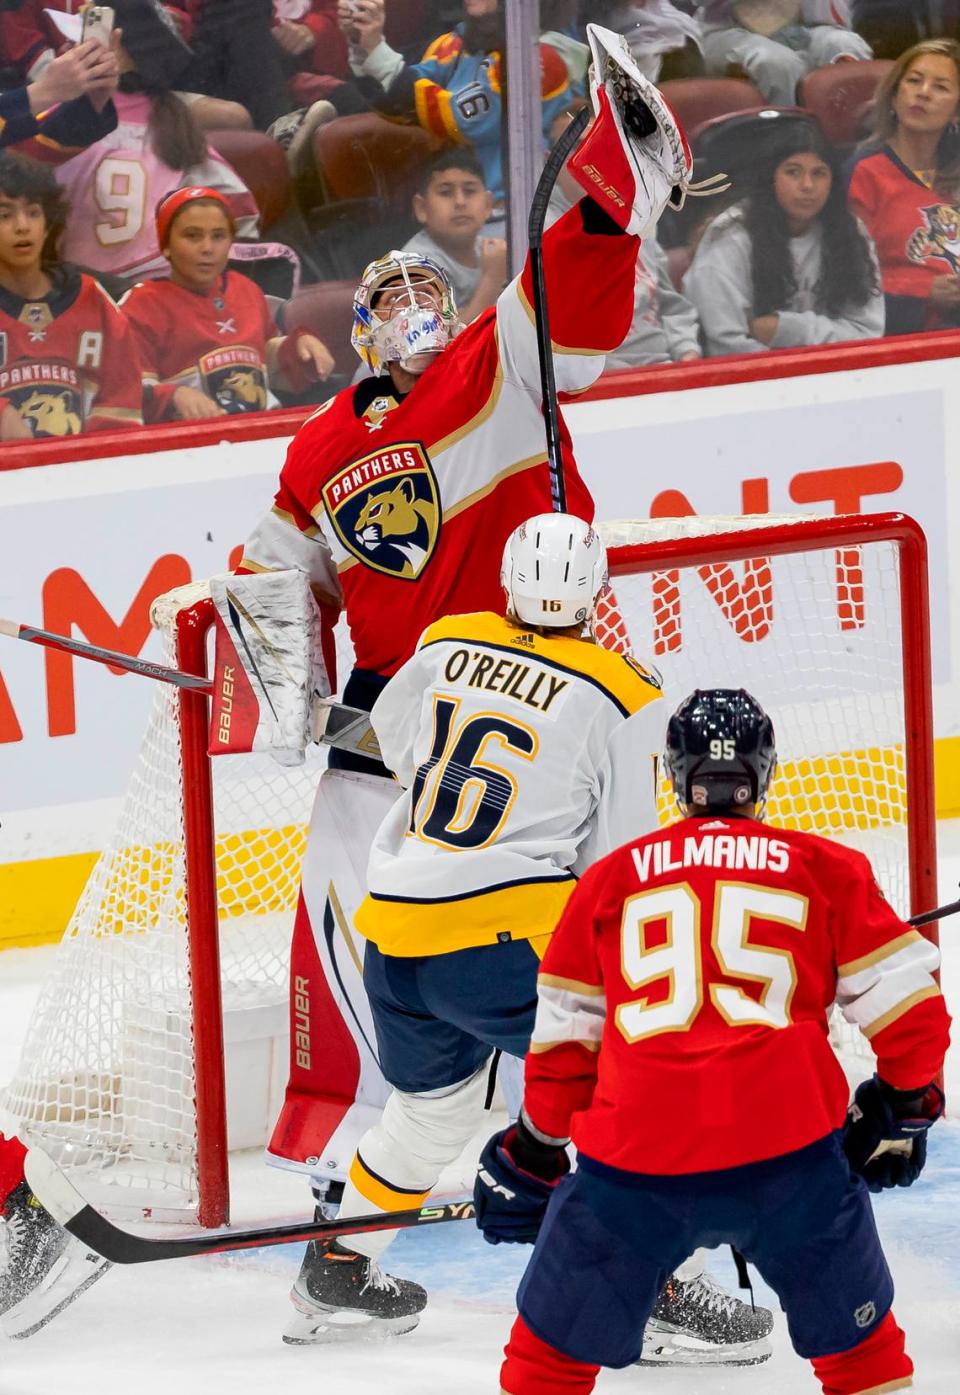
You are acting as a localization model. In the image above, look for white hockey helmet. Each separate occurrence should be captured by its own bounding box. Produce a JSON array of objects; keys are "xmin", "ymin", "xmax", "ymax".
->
[
  {"xmin": 501, "ymin": 513, "xmax": 608, "ymax": 628},
  {"xmin": 351, "ymin": 250, "xmax": 459, "ymax": 375}
]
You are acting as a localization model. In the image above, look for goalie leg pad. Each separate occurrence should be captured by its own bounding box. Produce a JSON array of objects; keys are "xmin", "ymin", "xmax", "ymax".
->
[{"xmin": 337, "ymin": 1066, "xmax": 489, "ymax": 1260}]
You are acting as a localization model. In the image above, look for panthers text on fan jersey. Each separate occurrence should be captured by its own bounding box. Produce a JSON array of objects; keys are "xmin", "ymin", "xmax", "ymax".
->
[
  {"xmin": 524, "ymin": 816, "xmax": 951, "ymax": 1175},
  {"xmin": 239, "ymin": 200, "xmax": 641, "ymax": 677},
  {"xmin": 121, "ymin": 270, "xmax": 279, "ymax": 420},
  {"xmin": 0, "ymin": 267, "xmax": 143, "ymax": 436},
  {"xmin": 353, "ymin": 611, "xmax": 664, "ymax": 957}
]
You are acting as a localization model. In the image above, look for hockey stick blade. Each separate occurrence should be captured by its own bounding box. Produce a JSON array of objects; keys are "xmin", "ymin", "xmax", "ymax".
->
[{"xmin": 25, "ymin": 1146, "xmax": 473, "ymax": 1264}]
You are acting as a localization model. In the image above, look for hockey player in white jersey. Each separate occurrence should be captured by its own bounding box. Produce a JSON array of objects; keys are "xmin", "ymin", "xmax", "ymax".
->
[{"xmin": 283, "ymin": 515, "xmax": 774, "ymax": 1365}]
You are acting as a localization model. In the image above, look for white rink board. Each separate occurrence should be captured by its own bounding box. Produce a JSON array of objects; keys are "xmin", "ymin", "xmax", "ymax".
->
[{"xmin": 0, "ymin": 352, "xmax": 957, "ymax": 859}]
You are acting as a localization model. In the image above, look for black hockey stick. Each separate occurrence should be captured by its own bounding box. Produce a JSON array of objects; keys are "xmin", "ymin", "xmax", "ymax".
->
[
  {"xmin": 527, "ymin": 104, "xmax": 590, "ymax": 515},
  {"xmin": 909, "ymin": 888, "xmax": 960, "ymax": 929},
  {"xmin": 24, "ymin": 1147, "xmax": 472, "ymax": 1265},
  {"xmin": 0, "ymin": 615, "xmax": 380, "ymax": 760}
]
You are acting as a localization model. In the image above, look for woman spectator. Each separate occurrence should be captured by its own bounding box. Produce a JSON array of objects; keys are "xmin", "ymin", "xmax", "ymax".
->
[
  {"xmin": 848, "ymin": 38, "xmax": 960, "ymax": 335},
  {"xmin": 684, "ymin": 120, "xmax": 883, "ymax": 356},
  {"xmin": 0, "ymin": 153, "xmax": 143, "ymax": 438},
  {"xmin": 338, "ymin": 0, "xmax": 570, "ymax": 226},
  {"xmin": 120, "ymin": 186, "xmax": 332, "ymax": 419},
  {"xmin": 51, "ymin": 23, "xmax": 260, "ymax": 285}
]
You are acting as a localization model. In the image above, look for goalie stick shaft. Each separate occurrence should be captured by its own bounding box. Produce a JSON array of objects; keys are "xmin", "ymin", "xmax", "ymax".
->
[
  {"xmin": 527, "ymin": 104, "xmax": 590, "ymax": 515},
  {"xmin": 0, "ymin": 616, "xmax": 380, "ymax": 759},
  {"xmin": 24, "ymin": 1146, "xmax": 472, "ymax": 1264}
]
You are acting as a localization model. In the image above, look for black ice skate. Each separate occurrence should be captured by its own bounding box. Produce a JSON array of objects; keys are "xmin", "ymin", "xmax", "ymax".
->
[
  {"xmin": 639, "ymin": 1270, "xmax": 774, "ymax": 1366},
  {"xmin": 283, "ymin": 1238, "xmax": 428, "ymax": 1345},
  {"xmin": 0, "ymin": 1180, "xmax": 110, "ymax": 1339}
]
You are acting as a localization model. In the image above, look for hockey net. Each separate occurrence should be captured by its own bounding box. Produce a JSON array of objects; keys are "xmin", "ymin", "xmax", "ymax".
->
[{"xmin": 2, "ymin": 512, "xmax": 936, "ymax": 1227}]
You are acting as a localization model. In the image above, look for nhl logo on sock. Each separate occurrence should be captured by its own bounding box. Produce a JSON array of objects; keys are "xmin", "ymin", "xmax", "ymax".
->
[{"xmin": 854, "ymin": 1301, "xmax": 877, "ymax": 1328}]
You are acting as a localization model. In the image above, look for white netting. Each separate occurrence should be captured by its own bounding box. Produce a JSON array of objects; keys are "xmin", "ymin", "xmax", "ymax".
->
[{"xmin": 2, "ymin": 515, "xmax": 919, "ymax": 1219}]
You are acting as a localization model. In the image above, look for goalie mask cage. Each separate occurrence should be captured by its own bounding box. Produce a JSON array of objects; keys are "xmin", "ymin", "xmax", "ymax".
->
[{"xmin": 3, "ymin": 511, "xmax": 936, "ymax": 1229}]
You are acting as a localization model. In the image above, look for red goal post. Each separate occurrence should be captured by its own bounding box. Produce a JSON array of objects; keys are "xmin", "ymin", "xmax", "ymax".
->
[{"xmin": 2, "ymin": 511, "xmax": 937, "ymax": 1231}]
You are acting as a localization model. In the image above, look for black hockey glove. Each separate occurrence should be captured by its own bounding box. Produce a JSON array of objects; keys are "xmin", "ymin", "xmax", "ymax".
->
[
  {"xmin": 474, "ymin": 1118, "xmax": 569, "ymax": 1246},
  {"xmin": 842, "ymin": 1075, "xmax": 945, "ymax": 1193}
]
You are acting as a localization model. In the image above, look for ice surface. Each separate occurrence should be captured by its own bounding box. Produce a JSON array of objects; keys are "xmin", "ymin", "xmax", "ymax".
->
[{"xmin": 1, "ymin": 829, "xmax": 959, "ymax": 1394}]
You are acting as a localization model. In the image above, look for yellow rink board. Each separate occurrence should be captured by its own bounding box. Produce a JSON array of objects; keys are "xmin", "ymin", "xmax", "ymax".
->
[{"xmin": 3, "ymin": 740, "xmax": 960, "ymax": 950}]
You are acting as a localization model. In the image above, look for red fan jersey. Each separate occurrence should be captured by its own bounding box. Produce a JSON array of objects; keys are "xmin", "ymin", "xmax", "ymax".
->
[
  {"xmin": 0, "ymin": 267, "xmax": 143, "ymax": 436},
  {"xmin": 848, "ymin": 145, "xmax": 960, "ymax": 305},
  {"xmin": 240, "ymin": 201, "xmax": 640, "ymax": 677},
  {"xmin": 524, "ymin": 815, "xmax": 950, "ymax": 1176},
  {"xmin": 120, "ymin": 270, "xmax": 278, "ymax": 421}
]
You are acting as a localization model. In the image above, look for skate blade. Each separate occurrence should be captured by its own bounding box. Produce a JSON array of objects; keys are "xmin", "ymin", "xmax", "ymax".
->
[
  {"xmin": 2, "ymin": 1250, "xmax": 111, "ymax": 1340},
  {"xmin": 638, "ymin": 1323, "xmax": 772, "ymax": 1368},
  {"xmin": 282, "ymin": 1290, "xmax": 421, "ymax": 1346}
]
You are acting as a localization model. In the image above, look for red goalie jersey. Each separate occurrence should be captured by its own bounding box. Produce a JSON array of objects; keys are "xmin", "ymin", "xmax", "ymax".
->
[
  {"xmin": 525, "ymin": 815, "xmax": 950, "ymax": 1176},
  {"xmin": 0, "ymin": 268, "xmax": 143, "ymax": 436}
]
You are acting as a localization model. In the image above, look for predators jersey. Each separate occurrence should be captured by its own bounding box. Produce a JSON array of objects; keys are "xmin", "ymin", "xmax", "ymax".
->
[
  {"xmin": 353, "ymin": 612, "xmax": 664, "ymax": 957},
  {"xmin": 240, "ymin": 200, "xmax": 641, "ymax": 677},
  {"xmin": 120, "ymin": 270, "xmax": 278, "ymax": 421},
  {"xmin": 0, "ymin": 267, "xmax": 143, "ymax": 436}
]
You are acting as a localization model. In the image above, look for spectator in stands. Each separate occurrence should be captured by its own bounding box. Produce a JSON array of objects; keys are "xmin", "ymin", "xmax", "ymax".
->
[
  {"xmin": 120, "ymin": 185, "xmax": 333, "ymax": 419},
  {"xmin": 848, "ymin": 38, "xmax": 960, "ymax": 335},
  {"xmin": 595, "ymin": 1, "xmax": 704, "ymax": 83},
  {"xmin": 0, "ymin": 154, "xmax": 144, "ymax": 438},
  {"xmin": 173, "ymin": 0, "xmax": 290, "ymax": 130},
  {"xmin": 0, "ymin": 35, "xmax": 119, "ymax": 154},
  {"xmin": 338, "ymin": 0, "xmax": 571, "ymax": 231},
  {"xmin": 52, "ymin": 21, "xmax": 261, "ymax": 287},
  {"xmin": 546, "ymin": 106, "xmax": 702, "ymax": 367},
  {"xmin": 698, "ymin": 1, "xmax": 872, "ymax": 106},
  {"xmin": 402, "ymin": 150, "xmax": 507, "ymax": 322},
  {"xmin": 684, "ymin": 119, "xmax": 882, "ymax": 355}
]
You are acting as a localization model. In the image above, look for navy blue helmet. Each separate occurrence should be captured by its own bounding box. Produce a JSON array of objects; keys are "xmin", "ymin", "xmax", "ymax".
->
[{"xmin": 664, "ymin": 689, "xmax": 777, "ymax": 812}]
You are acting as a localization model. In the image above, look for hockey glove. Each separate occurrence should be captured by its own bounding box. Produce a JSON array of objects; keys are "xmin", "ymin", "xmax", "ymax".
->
[
  {"xmin": 568, "ymin": 23, "xmax": 727, "ymax": 239},
  {"xmin": 474, "ymin": 1119, "xmax": 569, "ymax": 1246},
  {"xmin": 843, "ymin": 1075, "xmax": 945, "ymax": 1193}
]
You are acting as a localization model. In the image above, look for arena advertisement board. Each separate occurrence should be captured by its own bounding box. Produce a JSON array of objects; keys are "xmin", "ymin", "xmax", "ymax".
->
[{"xmin": 0, "ymin": 348, "xmax": 957, "ymax": 940}]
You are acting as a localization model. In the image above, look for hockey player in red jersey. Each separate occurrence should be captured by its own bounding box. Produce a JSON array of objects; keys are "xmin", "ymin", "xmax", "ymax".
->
[
  {"xmin": 120, "ymin": 186, "xmax": 334, "ymax": 422},
  {"xmin": 0, "ymin": 154, "xmax": 144, "ymax": 439},
  {"xmin": 475, "ymin": 688, "xmax": 950, "ymax": 1395}
]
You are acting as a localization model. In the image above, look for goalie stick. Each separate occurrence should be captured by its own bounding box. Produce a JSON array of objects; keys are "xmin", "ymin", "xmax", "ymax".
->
[
  {"xmin": 24, "ymin": 1147, "xmax": 471, "ymax": 1264},
  {"xmin": 0, "ymin": 616, "xmax": 381, "ymax": 760}
]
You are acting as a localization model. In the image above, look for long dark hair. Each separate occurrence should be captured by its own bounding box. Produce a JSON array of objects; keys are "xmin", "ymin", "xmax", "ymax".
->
[
  {"xmin": 744, "ymin": 123, "xmax": 878, "ymax": 319},
  {"xmin": 119, "ymin": 73, "xmax": 207, "ymax": 171},
  {"xmin": 0, "ymin": 153, "xmax": 69, "ymax": 267}
]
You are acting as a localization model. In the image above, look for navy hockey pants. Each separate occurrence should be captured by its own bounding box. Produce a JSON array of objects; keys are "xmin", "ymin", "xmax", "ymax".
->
[
  {"xmin": 362, "ymin": 937, "xmax": 541, "ymax": 1093},
  {"xmin": 518, "ymin": 1131, "xmax": 895, "ymax": 1367}
]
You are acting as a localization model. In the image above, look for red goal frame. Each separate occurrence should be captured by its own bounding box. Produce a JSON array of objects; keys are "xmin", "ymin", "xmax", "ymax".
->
[{"xmin": 169, "ymin": 511, "xmax": 936, "ymax": 1227}]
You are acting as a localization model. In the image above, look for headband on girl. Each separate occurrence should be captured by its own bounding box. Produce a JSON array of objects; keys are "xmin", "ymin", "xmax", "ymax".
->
[{"xmin": 156, "ymin": 187, "xmax": 234, "ymax": 249}]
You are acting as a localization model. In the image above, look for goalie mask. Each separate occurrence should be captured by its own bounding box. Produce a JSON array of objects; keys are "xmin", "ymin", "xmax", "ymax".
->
[
  {"xmin": 501, "ymin": 514, "xmax": 608, "ymax": 629},
  {"xmin": 351, "ymin": 252, "xmax": 459, "ymax": 375},
  {"xmin": 665, "ymin": 689, "xmax": 777, "ymax": 814}
]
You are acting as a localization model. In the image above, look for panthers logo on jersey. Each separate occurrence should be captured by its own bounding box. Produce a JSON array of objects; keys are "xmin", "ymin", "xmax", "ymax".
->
[
  {"xmin": 321, "ymin": 443, "xmax": 441, "ymax": 580},
  {"xmin": 907, "ymin": 202, "xmax": 960, "ymax": 274},
  {"xmin": 201, "ymin": 347, "xmax": 268, "ymax": 414}
]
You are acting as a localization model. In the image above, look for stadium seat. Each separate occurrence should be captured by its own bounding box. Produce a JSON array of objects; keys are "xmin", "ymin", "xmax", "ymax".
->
[
  {"xmin": 310, "ymin": 113, "xmax": 443, "ymax": 210},
  {"xmin": 207, "ymin": 129, "xmax": 292, "ymax": 231},
  {"xmin": 280, "ymin": 278, "xmax": 359, "ymax": 382},
  {"xmin": 659, "ymin": 77, "xmax": 766, "ymax": 135},
  {"xmin": 797, "ymin": 60, "xmax": 895, "ymax": 148}
]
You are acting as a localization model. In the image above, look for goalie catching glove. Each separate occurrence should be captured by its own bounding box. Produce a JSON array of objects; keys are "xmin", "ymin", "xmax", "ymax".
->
[
  {"xmin": 474, "ymin": 1116, "xmax": 570, "ymax": 1246},
  {"xmin": 842, "ymin": 1075, "xmax": 944, "ymax": 1193},
  {"xmin": 569, "ymin": 22, "xmax": 728, "ymax": 239}
]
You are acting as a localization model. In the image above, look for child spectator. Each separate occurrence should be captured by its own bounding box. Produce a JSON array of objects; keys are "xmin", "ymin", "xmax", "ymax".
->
[
  {"xmin": 51, "ymin": 23, "xmax": 260, "ymax": 285},
  {"xmin": 684, "ymin": 119, "xmax": 882, "ymax": 355},
  {"xmin": 402, "ymin": 150, "xmax": 507, "ymax": 323},
  {"xmin": 339, "ymin": 0, "xmax": 570, "ymax": 226},
  {"xmin": 848, "ymin": 38, "xmax": 960, "ymax": 335},
  {"xmin": 0, "ymin": 154, "xmax": 143, "ymax": 438},
  {"xmin": 698, "ymin": 1, "xmax": 872, "ymax": 106},
  {"xmin": 120, "ymin": 186, "xmax": 332, "ymax": 419},
  {"xmin": 547, "ymin": 107, "xmax": 702, "ymax": 368}
]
